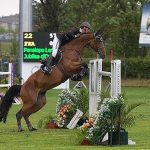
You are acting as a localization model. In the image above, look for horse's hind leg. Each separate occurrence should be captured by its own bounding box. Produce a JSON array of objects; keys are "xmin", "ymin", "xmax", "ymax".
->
[
  {"xmin": 22, "ymin": 92, "xmax": 46, "ymax": 131},
  {"xmin": 21, "ymin": 103, "xmax": 37, "ymax": 131},
  {"xmin": 16, "ymin": 109, "xmax": 24, "ymax": 132},
  {"xmin": 16, "ymin": 103, "xmax": 34, "ymax": 132}
]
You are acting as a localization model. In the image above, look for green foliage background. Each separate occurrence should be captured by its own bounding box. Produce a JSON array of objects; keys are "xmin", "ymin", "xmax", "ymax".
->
[
  {"xmin": 33, "ymin": 0, "xmax": 150, "ymax": 58},
  {"xmin": 1, "ymin": 1, "xmax": 150, "ymax": 78}
]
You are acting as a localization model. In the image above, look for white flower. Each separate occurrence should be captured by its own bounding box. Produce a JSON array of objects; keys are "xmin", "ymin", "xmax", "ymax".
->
[
  {"xmin": 99, "ymin": 105, "xmax": 109, "ymax": 113},
  {"xmin": 86, "ymin": 96, "xmax": 125, "ymax": 142}
]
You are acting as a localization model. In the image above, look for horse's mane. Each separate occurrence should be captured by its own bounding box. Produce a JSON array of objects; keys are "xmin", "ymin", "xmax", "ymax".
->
[
  {"xmin": 71, "ymin": 32, "xmax": 94, "ymax": 45},
  {"xmin": 57, "ymin": 32, "xmax": 94, "ymax": 50}
]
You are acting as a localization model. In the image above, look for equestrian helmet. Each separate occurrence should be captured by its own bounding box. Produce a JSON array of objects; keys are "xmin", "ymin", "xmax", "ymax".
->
[{"xmin": 80, "ymin": 22, "xmax": 91, "ymax": 29}]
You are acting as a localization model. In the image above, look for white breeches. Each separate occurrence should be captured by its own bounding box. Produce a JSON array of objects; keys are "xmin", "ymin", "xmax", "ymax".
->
[{"xmin": 52, "ymin": 36, "xmax": 60, "ymax": 57}]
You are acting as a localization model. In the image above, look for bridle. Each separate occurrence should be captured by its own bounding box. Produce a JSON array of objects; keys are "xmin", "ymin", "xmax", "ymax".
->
[
  {"xmin": 86, "ymin": 33, "xmax": 105, "ymax": 57},
  {"xmin": 95, "ymin": 34, "xmax": 105, "ymax": 55}
]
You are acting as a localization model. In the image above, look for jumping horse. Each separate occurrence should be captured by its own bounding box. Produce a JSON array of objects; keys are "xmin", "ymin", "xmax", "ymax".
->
[{"xmin": 0, "ymin": 31, "xmax": 106, "ymax": 132}]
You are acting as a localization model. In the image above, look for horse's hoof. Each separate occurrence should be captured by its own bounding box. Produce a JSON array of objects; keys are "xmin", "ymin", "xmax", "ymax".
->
[
  {"xmin": 29, "ymin": 127, "xmax": 37, "ymax": 131},
  {"xmin": 18, "ymin": 128, "xmax": 24, "ymax": 132}
]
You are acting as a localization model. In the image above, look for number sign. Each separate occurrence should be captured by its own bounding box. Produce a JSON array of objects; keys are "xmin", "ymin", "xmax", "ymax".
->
[{"xmin": 23, "ymin": 32, "xmax": 56, "ymax": 62}]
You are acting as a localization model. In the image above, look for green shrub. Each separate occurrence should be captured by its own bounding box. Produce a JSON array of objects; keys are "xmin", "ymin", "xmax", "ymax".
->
[
  {"xmin": 102, "ymin": 57, "xmax": 150, "ymax": 79},
  {"xmin": 125, "ymin": 57, "xmax": 143, "ymax": 78}
]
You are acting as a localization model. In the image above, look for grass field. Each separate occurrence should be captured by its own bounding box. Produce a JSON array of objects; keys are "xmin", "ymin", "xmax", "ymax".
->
[{"xmin": 0, "ymin": 87, "xmax": 150, "ymax": 150}]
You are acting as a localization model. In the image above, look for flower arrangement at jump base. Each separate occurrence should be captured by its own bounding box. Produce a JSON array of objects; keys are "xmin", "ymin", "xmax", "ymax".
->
[
  {"xmin": 79, "ymin": 116, "xmax": 96, "ymax": 145},
  {"xmin": 55, "ymin": 90, "xmax": 78, "ymax": 128},
  {"xmin": 37, "ymin": 89, "xmax": 89, "ymax": 129},
  {"xmin": 45, "ymin": 104, "xmax": 76, "ymax": 129},
  {"xmin": 55, "ymin": 89, "xmax": 89, "ymax": 128},
  {"xmin": 80, "ymin": 96, "xmax": 124, "ymax": 145},
  {"xmin": 80, "ymin": 94, "xmax": 145, "ymax": 145},
  {"xmin": 56, "ymin": 104, "xmax": 76, "ymax": 128},
  {"xmin": 89, "ymin": 96, "xmax": 124, "ymax": 145},
  {"xmin": 80, "ymin": 117, "xmax": 95, "ymax": 130}
]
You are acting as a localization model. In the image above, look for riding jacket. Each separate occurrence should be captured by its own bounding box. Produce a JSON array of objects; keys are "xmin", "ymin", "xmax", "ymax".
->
[{"xmin": 57, "ymin": 28, "xmax": 81, "ymax": 46}]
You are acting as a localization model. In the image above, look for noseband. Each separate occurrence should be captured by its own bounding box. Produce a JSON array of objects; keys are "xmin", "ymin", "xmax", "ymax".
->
[{"xmin": 94, "ymin": 34, "xmax": 105, "ymax": 55}]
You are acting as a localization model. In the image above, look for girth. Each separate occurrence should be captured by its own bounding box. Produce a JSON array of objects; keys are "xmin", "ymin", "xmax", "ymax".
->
[{"xmin": 57, "ymin": 63, "xmax": 71, "ymax": 79}]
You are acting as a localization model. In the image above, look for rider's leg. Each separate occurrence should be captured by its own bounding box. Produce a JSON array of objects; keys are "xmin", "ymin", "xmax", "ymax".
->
[{"xmin": 41, "ymin": 36, "xmax": 60, "ymax": 73}]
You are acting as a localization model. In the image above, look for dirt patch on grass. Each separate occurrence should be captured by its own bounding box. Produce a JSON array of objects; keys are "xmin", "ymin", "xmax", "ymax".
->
[
  {"xmin": 122, "ymin": 79, "xmax": 150, "ymax": 87},
  {"xmin": 70, "ymin": 78, "xmax": 150, "ymax": 88}
]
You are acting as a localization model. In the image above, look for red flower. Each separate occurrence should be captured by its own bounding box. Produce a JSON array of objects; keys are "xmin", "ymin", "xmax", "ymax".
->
[
  {"xmin": 81, "ymin": 138, "xmax": 90, "ymax": 145},
  {"xmin": 47, "ymin": 122, "xmax": 59, "ymax": 129}
]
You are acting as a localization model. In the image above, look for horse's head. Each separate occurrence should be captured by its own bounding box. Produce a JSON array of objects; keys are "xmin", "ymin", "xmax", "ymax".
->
[{"xmin": 88, "ymin": 31, "xmax": 106, "ymax": 59}]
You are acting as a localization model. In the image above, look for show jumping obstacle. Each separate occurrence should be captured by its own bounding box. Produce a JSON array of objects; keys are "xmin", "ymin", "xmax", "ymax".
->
[{"xmin": 89, "ymin": 59, "xmax": 121, "ymax": 115}]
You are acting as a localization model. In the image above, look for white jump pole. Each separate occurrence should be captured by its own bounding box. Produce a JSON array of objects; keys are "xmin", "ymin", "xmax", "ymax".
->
[
  {"xmin": 89, "ymin": 59, "xmax": 101, "ymax": 114},
  {"xmin": 89, "ymin": 59, "xmax": 121, "ymax": 115},
  {"xmin": 111, "ymin": 60, "xmax": 121, "ymax": 98}
]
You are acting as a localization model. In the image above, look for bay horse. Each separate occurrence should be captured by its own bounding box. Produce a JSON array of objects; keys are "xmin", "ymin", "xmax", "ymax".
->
[{"xmin": 0, "ymin": 31, "xmax": 106, "ymax": 132}]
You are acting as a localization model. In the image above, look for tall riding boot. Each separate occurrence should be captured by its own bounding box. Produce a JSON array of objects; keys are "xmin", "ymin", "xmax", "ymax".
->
[{"xmin": 41, "ymin": 55, "xmax": 55, "ymax": 74}]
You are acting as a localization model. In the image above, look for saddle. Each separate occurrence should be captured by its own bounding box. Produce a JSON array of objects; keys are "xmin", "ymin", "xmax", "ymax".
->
[{"xmin": 41, "ymin": 50, "xmax": 62, "ymax": 67}]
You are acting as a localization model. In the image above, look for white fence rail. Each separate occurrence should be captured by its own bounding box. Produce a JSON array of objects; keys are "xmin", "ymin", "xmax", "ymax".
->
[{"xmin": 0, "ymin": 63, "xmax": 13, "ymax": 88}]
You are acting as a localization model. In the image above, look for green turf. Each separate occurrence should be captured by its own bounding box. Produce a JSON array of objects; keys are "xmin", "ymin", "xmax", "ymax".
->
[{"xmin": 0, "ymin": 87, "xmax": 150, "ymax": 150}]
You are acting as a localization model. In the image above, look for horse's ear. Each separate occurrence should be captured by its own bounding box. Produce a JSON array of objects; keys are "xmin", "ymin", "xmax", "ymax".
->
[
  {"xmin": 95, "ymin": 29, "xmax": 101, "ymax": 36},
  {"xmin": 94, "ymin": 30, "xmax": 103, "ymax": 42}
]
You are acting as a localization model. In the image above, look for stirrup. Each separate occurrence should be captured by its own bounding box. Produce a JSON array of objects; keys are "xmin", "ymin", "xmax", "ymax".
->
[{"xmin": 40, "ymin": 66, "xmax": 52, "ymax": 74}]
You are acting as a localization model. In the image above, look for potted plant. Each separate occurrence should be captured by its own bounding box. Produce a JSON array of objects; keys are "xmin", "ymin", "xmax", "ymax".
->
[
  {"xmin": 86, "ymin": 96, "xmax": 124, "ymax": 145},
  {"xmin": 37, "ymin": 114, "xmax": 58, "ymax": 129},
  {"xmin": 108, "ymin": 94, "xmax": 145, "ymax": 145}
]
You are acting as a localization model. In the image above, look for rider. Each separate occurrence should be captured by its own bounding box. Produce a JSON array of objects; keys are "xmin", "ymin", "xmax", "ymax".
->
[{"xmin": 41, "ymin": 22, "xmax": 91, "ymax": 74}]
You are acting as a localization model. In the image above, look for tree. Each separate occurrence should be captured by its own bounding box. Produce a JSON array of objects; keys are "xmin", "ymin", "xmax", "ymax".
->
[
  {"xmin": 33, "ymin": 0, "xmax": 150, "ymax": 58},
  {"xmin": 33, "ymin": 0, "xmax": 66, "ymax": 32}
]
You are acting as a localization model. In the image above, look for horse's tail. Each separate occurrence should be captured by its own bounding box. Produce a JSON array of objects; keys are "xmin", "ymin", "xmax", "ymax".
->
[{"xmin": 0, "ymin": 85, "xmax": 22, "ymax": 123}]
